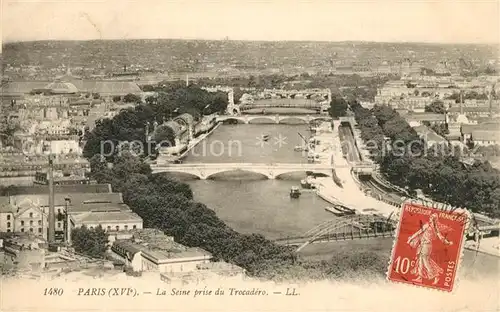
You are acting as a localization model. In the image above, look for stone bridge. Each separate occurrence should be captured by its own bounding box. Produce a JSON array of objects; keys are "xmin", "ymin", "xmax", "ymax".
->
[
  {"xmin": 216, "ymin": 114, "xmax": 332, "ymax": 124},
  {"xmin": 151, "ymin": 163, "xmax": 334, "ymax": 180},
  {"xmin": 240, "ymin": 102, "xmax": 324, "ymax": 112}
]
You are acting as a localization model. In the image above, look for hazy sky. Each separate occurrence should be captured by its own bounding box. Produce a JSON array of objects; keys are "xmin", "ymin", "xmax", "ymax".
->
[{"xmin": 1, "ymin": 0, "xmax": 499, "ymax": 46}]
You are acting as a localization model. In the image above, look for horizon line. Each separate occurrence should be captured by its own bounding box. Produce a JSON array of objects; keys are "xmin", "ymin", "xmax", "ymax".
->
[{"xmin": 2, "ymin": 37, "xmax": 498, "ymax": 46}]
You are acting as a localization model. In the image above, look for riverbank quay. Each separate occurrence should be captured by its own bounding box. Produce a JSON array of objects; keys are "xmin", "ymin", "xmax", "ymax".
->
[
  {"xmin": 156, "ymin": 121, "xmax": 221, "ymax": 164},
  {"xmin": 308, "ymin": 120, "xmax": 396, "ymax": 219}
]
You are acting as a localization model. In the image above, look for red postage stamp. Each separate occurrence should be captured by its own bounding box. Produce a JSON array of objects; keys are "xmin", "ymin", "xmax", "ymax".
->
[{"xmin": 387, "ymin": 202, "xmax": 469, "ymax": 292}]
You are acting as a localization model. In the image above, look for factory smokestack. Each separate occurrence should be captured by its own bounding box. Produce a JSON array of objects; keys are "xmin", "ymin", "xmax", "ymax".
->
[
  {"xmin": 460, "ymin": 90, "xmax": 464, "ymax": 115},
  {"xmin": 48, "ymin": 155, "xmax": 55, "ymax": 243},
  {"xmin": 65, "ymin": 197, "xmax": 71, "ymax": 245},
  {"xmin": 489, "ymin": 83, "xmax": 494, "ymax": 118}
]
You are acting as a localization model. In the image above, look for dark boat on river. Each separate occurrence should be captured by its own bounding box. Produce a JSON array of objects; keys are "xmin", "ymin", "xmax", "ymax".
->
[
  {"xmin": 324, "ymin": 204, "xmax": 355, "ymax": 216},
  {"xmin": 290, "ymin": 186, "xmax": 301, "ymax": 199}
]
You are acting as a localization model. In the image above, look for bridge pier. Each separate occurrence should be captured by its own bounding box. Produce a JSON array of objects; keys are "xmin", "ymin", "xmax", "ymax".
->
[{"xmin": 226, "ymin": 104, "xmax": 241, "ymax": 116}]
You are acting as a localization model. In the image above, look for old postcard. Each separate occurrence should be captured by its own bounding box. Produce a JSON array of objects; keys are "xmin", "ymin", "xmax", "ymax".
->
[{"xmin": 0, "ymin": 0, "xmax": 499, "ymax": 311}]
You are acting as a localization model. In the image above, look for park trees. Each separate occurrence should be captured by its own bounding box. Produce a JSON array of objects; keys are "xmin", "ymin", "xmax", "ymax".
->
[
  {"xmin": 152, "ymin": 124, "xmax": 176, "ymax": 147},
  {"xmin": 86, "ymin": 149, "xmax": 297, "ymax": 275},
  {"xmin": 71, "ymin": 226, "xmax": 108, "ymax": 258},
  {"xmin": 123, "ymin": 93, "xmax": 142, "ymax": 103},
  {"xmin": 425, "ymin": 100, "xmax": 446, "ymax": 114},
  {"xmin": 352, "ymin": 102, "xmax": 500, "ymax": 217},
  {"xmin": 328, "ymin": 96, "xmax": 348, "ymax": 118},
  {"xmin": 83, "ymin": 86, "xmax": 228, "ymax": 161}
]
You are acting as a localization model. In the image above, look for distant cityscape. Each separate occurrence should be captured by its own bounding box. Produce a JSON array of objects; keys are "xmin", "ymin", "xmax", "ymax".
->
[{"xmin": 1, "ymin": 40, "xmax": 498, "ymax": 81}]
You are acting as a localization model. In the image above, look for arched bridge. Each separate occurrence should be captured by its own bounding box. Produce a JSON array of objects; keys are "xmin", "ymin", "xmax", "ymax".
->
[
  {"xmin": 239, "ymin": 102, "xmax": 324, "ymax": 112},
  {"xmin": 216, "ymin": 114, "xmax": 332, "ymax": 124},
  {"xmin": 273, "ymin": 214, "xmax": 397, "ymax": 252},
  {"xmin": 151, "ymin": 163, "xmax": 334, "ymax": 180}
]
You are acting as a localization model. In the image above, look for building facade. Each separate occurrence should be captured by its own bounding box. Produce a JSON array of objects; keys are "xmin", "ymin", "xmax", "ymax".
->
[{"xmin": 0, "ymin": 191, "xmax": 143, "ymax": 239}]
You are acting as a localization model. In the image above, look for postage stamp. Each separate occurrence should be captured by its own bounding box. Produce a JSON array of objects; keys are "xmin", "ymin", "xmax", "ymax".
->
[{"xmin": 387, "ymin": 201, "xmax": 469, "ymax": 292}]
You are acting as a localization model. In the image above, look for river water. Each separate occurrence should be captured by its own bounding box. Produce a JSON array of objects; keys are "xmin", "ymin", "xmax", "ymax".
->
[
  {"xmin": 181, "ymin": 123, "xmax": 498, "ymax": 271},
  {"xmin": 182, "ymin": 123, "xmax": 338, "ymax": 239}
]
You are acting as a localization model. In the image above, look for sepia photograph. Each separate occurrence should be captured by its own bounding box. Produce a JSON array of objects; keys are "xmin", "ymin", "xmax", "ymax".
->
[{"xmin": 0, "ymin": 1, "xmax": 499, "ymax": 311}]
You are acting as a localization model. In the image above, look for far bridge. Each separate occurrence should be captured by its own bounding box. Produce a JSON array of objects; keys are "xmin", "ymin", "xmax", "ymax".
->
[
  {"xmin": 239, "ymin": 102, "xmax": 324, "ymax": 112},
  {"xmin": 273, "ymin": 214, "xmax": 397, "ymax": 252},
  {"xmin": 151, "ymin": 163, "xmax": 334, "ymax": 180},
  {"xmin": 216, "ymin": 114, "xmax": 332, "ymax": 124}
]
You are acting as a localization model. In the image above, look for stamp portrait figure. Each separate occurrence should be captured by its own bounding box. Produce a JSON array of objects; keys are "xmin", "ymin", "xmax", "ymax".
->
[
  {"xmin": 406, "ymin": 213, "xmax": 453, "ymax": 285},
  {"xmin": 387, "ymin": 203, "xmax": 467, "ymax": 292}
]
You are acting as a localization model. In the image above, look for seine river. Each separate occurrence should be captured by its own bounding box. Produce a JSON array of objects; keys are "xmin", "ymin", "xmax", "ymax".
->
[{"xmin": 181, "ymin": 123, "xmax": 338, "ymax": 239}]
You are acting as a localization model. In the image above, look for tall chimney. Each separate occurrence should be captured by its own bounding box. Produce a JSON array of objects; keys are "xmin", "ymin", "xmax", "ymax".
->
[
  {"xmin": 460, "ymin": 90, "xmax": 463, "ymax": 115},
  {"xmin": 65, "ymin": 198, "xmax": 71, "ymax": 245},
  {"xmin": 186, "ymin": 74, "xmax": 189, "ymax": 87},
  {"xmin": 48, "ymin": 155, "xmax": 55, "ymax": 244},
  {"xmin": 124, "ymin": 64, "xmax": 127, "ymax": 72},
  {"xmin": 489, "ymin": 83, "xmax": 494, "ymax": 117}
]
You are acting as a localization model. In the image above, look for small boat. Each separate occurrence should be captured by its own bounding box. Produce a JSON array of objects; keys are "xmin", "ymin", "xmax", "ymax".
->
[
  {"xmin": 334, "ymin": 204, "xmax": 356, "ymax": 215},
  {"xmin": 300, "ymin": 179, "xmax": 311, "ymax": 189},
  {"xmin": 262, "ymin": 134, "xmax": 270, "ymax": 141},
  {"xmin": 324, "ymin": 206, "xmax": 346, "ymax": 217},
  {"xmin": 362, "ymin": 208, "xmax": 378, "ymax": 214},
  {"xmin": 307, "ymin": 154, "xmax": 319, "ymax": 163},
  {"xmin": 294, "ymin": 145, "xmax": 308, "ymax": 152},
  {"xmin": 300, "ymin": 176, "xmax": 316, "ymax": 189},
  {"xmin": 290, "ymin": 186, "xmax": 301, "ymax": 199}
]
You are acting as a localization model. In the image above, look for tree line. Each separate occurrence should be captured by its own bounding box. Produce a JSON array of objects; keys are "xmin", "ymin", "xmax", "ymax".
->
[
  {"xmin": 83, "ymin": 86, "xmax": 229, "ymax": 162},
  {"xmin": 350, "ymin": 102, "xmax": 500, "ymax": 217},
  {"xmin": 85, "ymin": 151, "xmax": 388, "ymax": 278}
]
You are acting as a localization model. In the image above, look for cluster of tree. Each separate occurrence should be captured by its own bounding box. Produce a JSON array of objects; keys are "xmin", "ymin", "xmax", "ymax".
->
[
  {"xmin": 446, "ymin": 91, "xmax": 493, "ymax": 102},
  {"xmin": 424, "ymin": 101, "xmax": 449, "ymax": 137},
  {"xmin": 145, "ymin": 73, "xmax": 395, "ymax": 102},
  {"xmin": 0, "ymin": 117, "xmax": 20, "ymax": 146},
  {"xmin": 0, "ymin": 185, "xmax": 18, "ymax": 196},
  {"xmin": 194, "ymin": 74, "xmax": 290, "ymax": 89},
  {"xmin": 429, "ymin": 123, "xmax": 449, "ymax": 137},
  {"xmin": 328, "ymin": 97, "xmax": 349, "ymax": 118},
  {"xmin": 421, "ymin": 68, "xmax": 451, "ymax": 76},
  {"xmin": 83, "ymin": 86, "xmax": 228, "ymax": 161},
  {"xmin": 149, "ymin": 85, "xmax": 228, "ymax": 118},
  {"xmin": 371, "ymin": 105, "xmax": 422, "ymax": 148},
  {"xmin": 351, "ymin": 102, "xmax": 500, "ymax": 217},
  {"xmin": 123, "ymin": 93, "xmax": 142, "ymax": 103},
  {"xmin": 87, "ymin": 152, "xmax": 297, "ymax": 275},
  {"xmin": 71, "ymin": 226, "xmax": 108, "ymax": 259},
  {"xmin": 233, "ymin": 87, "xmax": 245, "ymax": 104},
  {"xmin": 424, "ymin": 100, "xmax": 446, "ymax": 114},
  {"xmin": 339, "ymin": 86, "xmax": 378, "ymax": 102}
]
